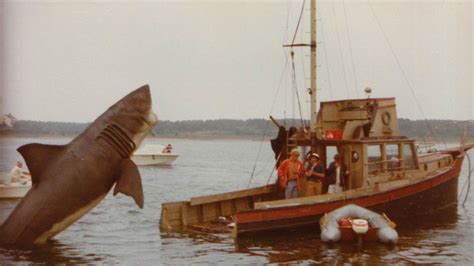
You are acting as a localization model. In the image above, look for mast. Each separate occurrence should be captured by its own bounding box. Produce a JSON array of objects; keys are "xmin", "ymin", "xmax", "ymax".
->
[
  {"xmin": 309, "ymin": 0, "xmax": 317, "ymax": 136},
  {"xmin": 283, "ymin": 0, "xmax": 317, "ymax": 137}
]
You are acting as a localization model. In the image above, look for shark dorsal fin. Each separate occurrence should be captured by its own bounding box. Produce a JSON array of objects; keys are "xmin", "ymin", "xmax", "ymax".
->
[
  {"xmin": 17, "ymin": 143, "xmax": 66, "ymax": 185},
  {"xmin": 113, "ymin": 159, "xmax": 144, "ymax": 208}
]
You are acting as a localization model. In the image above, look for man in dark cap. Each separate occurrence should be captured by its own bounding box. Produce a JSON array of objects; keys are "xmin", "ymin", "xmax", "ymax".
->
[{"xmin": 305, "ymin": 153, "xmax": 324, "ymax": 196}]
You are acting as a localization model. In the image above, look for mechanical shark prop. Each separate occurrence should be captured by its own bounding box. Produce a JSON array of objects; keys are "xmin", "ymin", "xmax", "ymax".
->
[{"xmin": 0, "ymin": 85, "xmax": 157, "ymax": 245}]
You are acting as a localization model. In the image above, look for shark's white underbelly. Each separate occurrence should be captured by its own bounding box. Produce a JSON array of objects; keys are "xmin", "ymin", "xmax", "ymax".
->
[{"xmin": 34, "ymin": 193, "xmax": 107, "ymax": 244}]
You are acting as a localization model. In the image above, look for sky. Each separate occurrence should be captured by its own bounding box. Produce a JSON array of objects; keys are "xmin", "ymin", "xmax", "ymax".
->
[{"xmin": 0, "ymin": 0, "xmax": 472, "ymax": 123}]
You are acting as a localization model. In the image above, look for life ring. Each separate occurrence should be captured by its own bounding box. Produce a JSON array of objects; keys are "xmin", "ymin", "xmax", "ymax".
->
[{"xmin": 382, "ymin": 111, "xmax": 391, "ymax": 125}]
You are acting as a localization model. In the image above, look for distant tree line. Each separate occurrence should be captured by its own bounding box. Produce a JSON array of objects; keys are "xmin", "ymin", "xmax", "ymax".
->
[{"xmin": 1, "ymin": 118, "xmax": 472, "ymax": 141}]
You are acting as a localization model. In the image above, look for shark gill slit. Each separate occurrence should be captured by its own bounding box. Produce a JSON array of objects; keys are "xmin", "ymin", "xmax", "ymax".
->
[
  {"xmin": 103, "ymin": 127, "xmax": 132, "ymax": 156},
  {"xmin": 101, "ymin": 130, "xmax": 129, "ymax": 158},
  {"xmin": 104, "ymin": 128, "xmax": 133, "ymax": 155},
  {"xmin": 109, "ymin": 124, "xmax": 136, "ymax": 151},
  {"xmin": 96, "ymin": 124, "xmax": 135, "ymax": 158}
]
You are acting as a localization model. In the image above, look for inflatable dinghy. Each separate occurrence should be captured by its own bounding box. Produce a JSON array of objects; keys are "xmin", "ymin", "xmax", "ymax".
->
[{"xmin": 320, "ymin": 204, "xmax": 398, "ymax": 244}]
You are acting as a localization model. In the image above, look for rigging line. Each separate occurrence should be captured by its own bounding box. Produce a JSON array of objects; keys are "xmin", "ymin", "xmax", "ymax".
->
[
  {"xmin": 342, "ymin": 0, "xmax": 359, "ymax": 98},
  {"xmin": 367, "ymin": 1, "xmax": 447, "ymax": 150},
  {"xmin": 460, "ymin": 152, "xmax": 472, "ymax": 207},
  {"xmin": 265, "ymin": 150, "xmax": 283, "ymax": 186},
  {"xmin": 299, "ymin": 4, "xmax": 308, "ymax": 96},
  {"xmin": 319, "ymin": 10, "xmax": 334, "ymax": 101},
  {"xmin": 298, "ymin": 3, "xmax": 309, "ymax": 120},
  {"xmin": 342, "ymin": 0, "xmax": 366, "ymax": 129},
  {"xmin": 291, "ymin": 0, "xmax": 307, "ymax": 45},
  {"xmin": 247, "ymin": 51, "xmax": 290, "ymax": 187},
  {"xmin": 331, "ymin": 0, "xmax": 350, "ymax": 98},
  {"xmin": 291, "ymin": 51, "xmax": 307, "ymax": 129}
]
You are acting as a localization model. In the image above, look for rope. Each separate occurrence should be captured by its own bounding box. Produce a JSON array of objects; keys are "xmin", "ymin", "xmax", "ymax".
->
[
  {"xmin": 247, "ymin": 54, "xmax": 289, "ymax": 187},
  {"xmin": 331, "ymin": 1, "xmax": 350, "ymax": 98},
  {"xmin": 463, "ymin": 152, "xmax": 472, "ymax": 206},
  {"xmin": 319, "ymin": 10, "xmax": 334, "ymax": 101},
  {"xmin": 342, "ymin": 0, "xmax": 359, "ymax": 98},
  {"xmin": 290, "ymin": 51, "xmax": 307, "ymax": 129},
  {"xmin": 265, "ymin": 151, "xmax": 283, "ymax": 186},
  {"xmin": 458, "ymin": 151, "xmax": 472, "ymax": 207},
  {"xmin": 291, "ymin": 0, "xmax": 306, "ymax": 45},
  {"xmin": 367, "ymin": 1, "xmax": 447, "ymax": 150}
]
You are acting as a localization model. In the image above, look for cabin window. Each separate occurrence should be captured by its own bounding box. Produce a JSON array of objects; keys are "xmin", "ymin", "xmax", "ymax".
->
[
  {"xmin": 326, "ymin": 146, "xmax": 338, "ymax": 164},
  {"xmin": 367, "ymin": 144, "xmax": 383, "ymax": 174},
  {"xmin": 403, "ymin": 143, "xmax": 416, "ymax": 169},
  {"xmin": 386, "ymin": 144, "xmax": 400, "ymax": 170}
]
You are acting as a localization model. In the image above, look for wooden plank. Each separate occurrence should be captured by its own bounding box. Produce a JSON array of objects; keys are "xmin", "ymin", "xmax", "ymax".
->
[
  {"xmin": 181, "ymin": 204, "xmax": 188, "ymax": 226},
  {"xmin": 163, "ymin": 207, "xmax": 183, "ymax": 220},
  {"xmin": 340, "ymin": 110, "xmax": 369, "ymax": 120},
  {"xmin": 234, "ymin": 197, "xmax": 251, "ymax": 212},
  {"xmin": 160, "ymin": 201, "xmax": 186, "ymax": 229},
  {"xmin": 190, "ymin": 185, "xmax": 274, "ymax": 206},
  {"xmin": 202, "ymin": 203, "xmax": 220, "ymax": 222},
  {"xmin": 183, "ymin": 204, "xmax": 200, "ymax": 225},
  {"xmin": 376, "ymin": 179, "xmax": 410, "ymax": 191},
  {"xmin": 220, "ymin": 200, "xmax": 234, "ymax": 216},
  {"xmin": 167, "ymin": 218, "xmax": 183, "ymax": 227},
  {"xmin": 254, "ymin": 187, "xmax": 376, "ymax": 210}
]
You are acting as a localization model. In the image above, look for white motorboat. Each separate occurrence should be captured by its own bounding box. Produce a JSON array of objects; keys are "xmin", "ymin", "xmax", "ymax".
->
[
  {"xmin": 0, "ymin": 172, "xmax": 31, "ymax": 199},
  {"xmin": 132, "ymin": 144, "xmax": 179, "ymax": 166}
]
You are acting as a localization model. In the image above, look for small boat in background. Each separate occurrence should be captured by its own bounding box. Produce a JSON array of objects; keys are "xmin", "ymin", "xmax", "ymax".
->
[
  {"xmin": 0, "ymin": 182, "xmax": 31, "ymax": 199},
  {"xmin": 0, "ymin": 173, "xmax": 31, "ymax": 199},
  {"xmin": 320, "ymin": 204, "xmax": 398, "ymax": 244},
  {"xmin": 132, "ymin": 144, "xmax": 179, "ymax": 166}
]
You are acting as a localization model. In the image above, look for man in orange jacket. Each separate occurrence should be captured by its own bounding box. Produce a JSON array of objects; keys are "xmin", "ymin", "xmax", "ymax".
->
[{"xmin": 278, "ymin": 149, "xmax": 305, "ymax": 199}]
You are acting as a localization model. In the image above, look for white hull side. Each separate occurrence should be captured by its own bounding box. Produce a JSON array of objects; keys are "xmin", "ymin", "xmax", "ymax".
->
[
  {"xmin": 0, "ymin": 183, "xmax": 31, "ymax": 198},
  {"xmin": 132, "ymin": 154, "xmax": 179, "ymax": 166}
]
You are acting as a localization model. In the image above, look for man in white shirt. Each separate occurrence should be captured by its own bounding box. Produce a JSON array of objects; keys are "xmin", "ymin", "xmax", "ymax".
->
[
  {"xmin": 325, "ymin": 154, "xmax": 349, "ymax": 194},
  {"xmin": 8, "ymin": 161, "xmax": 30, "ymax": 184}
]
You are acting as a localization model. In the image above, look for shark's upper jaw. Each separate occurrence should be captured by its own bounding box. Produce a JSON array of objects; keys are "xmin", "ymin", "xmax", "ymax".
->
[
  {"xmin": 132, "ymin": 109, "xmax": 157, "ymax": 150},
  {"xmin": 115, "ymin": 85, "xmax": 158, "ymax": 151}
]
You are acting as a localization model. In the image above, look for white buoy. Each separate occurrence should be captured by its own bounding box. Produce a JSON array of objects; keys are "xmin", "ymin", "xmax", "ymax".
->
[{"xmin": 351, "ymin": 219, "xmax": 369, "ymax": 234}]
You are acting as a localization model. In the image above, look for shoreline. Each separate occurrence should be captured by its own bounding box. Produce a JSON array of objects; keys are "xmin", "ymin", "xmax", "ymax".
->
[
  {"xmin": 0, "ymin": 133, "xmax": 270, "ymax": 142},
  {"xmin": 0, "ymin": 133, "xmax": 470, "ymax": 144}
]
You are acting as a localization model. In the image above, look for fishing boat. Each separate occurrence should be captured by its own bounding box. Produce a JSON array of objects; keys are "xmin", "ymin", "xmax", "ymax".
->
[
  {"xmin": 132, "ymin": 144, "xmax": 179, "ymax": 166},
  {"xmin": 160, "ymin": 0, "xmax": 473, "ymax": 238}
]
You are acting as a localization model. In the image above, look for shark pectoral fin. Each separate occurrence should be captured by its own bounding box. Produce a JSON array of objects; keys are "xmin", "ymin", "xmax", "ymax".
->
[
  {"xmin": 113, "ymin": 159, "xmax": 144, "ymax": 208},
  {"xmin": 17, "ymin": 143, "xmax": 66, "ymax": 185}
]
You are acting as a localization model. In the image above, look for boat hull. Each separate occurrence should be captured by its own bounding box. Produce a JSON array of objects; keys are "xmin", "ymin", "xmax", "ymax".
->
[
  {"xmin": 234, "ymin": 155, "xmax": 463, "ymax": 236},
  {"xmin": 0, "ymin": 183, "xmax": 31, "ymax": 198},
  {"xmin": 132, "ymin": 154, "xmax": 179, "ymax": 166}
]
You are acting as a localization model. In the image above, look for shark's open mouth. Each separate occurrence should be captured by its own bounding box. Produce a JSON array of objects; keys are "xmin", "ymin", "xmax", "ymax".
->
[{"xmin": 96, "ymin": 124, "xmax": 136, "ymax": 158}]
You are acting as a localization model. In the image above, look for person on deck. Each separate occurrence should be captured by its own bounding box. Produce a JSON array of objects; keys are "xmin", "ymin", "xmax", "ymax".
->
[
  {"xmin": 278, "ymin": 149, "xmax": 305, "ymax": 199},
  {"xmin": 325, "ymin": 154, "xmax": 349, "ymax": 194},
  {"xmin": 8, "ymin": 161, "xmax": 31, "ymax": 184},
  {"xmin": 305, "ymin": 153, "xmax": 325, "ymax": 195}
]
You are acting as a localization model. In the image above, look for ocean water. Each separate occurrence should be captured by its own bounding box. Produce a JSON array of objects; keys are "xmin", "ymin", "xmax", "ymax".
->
[{"xmin": 0, "ymin": 137, "xmax": 473, "ymax": 264}]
